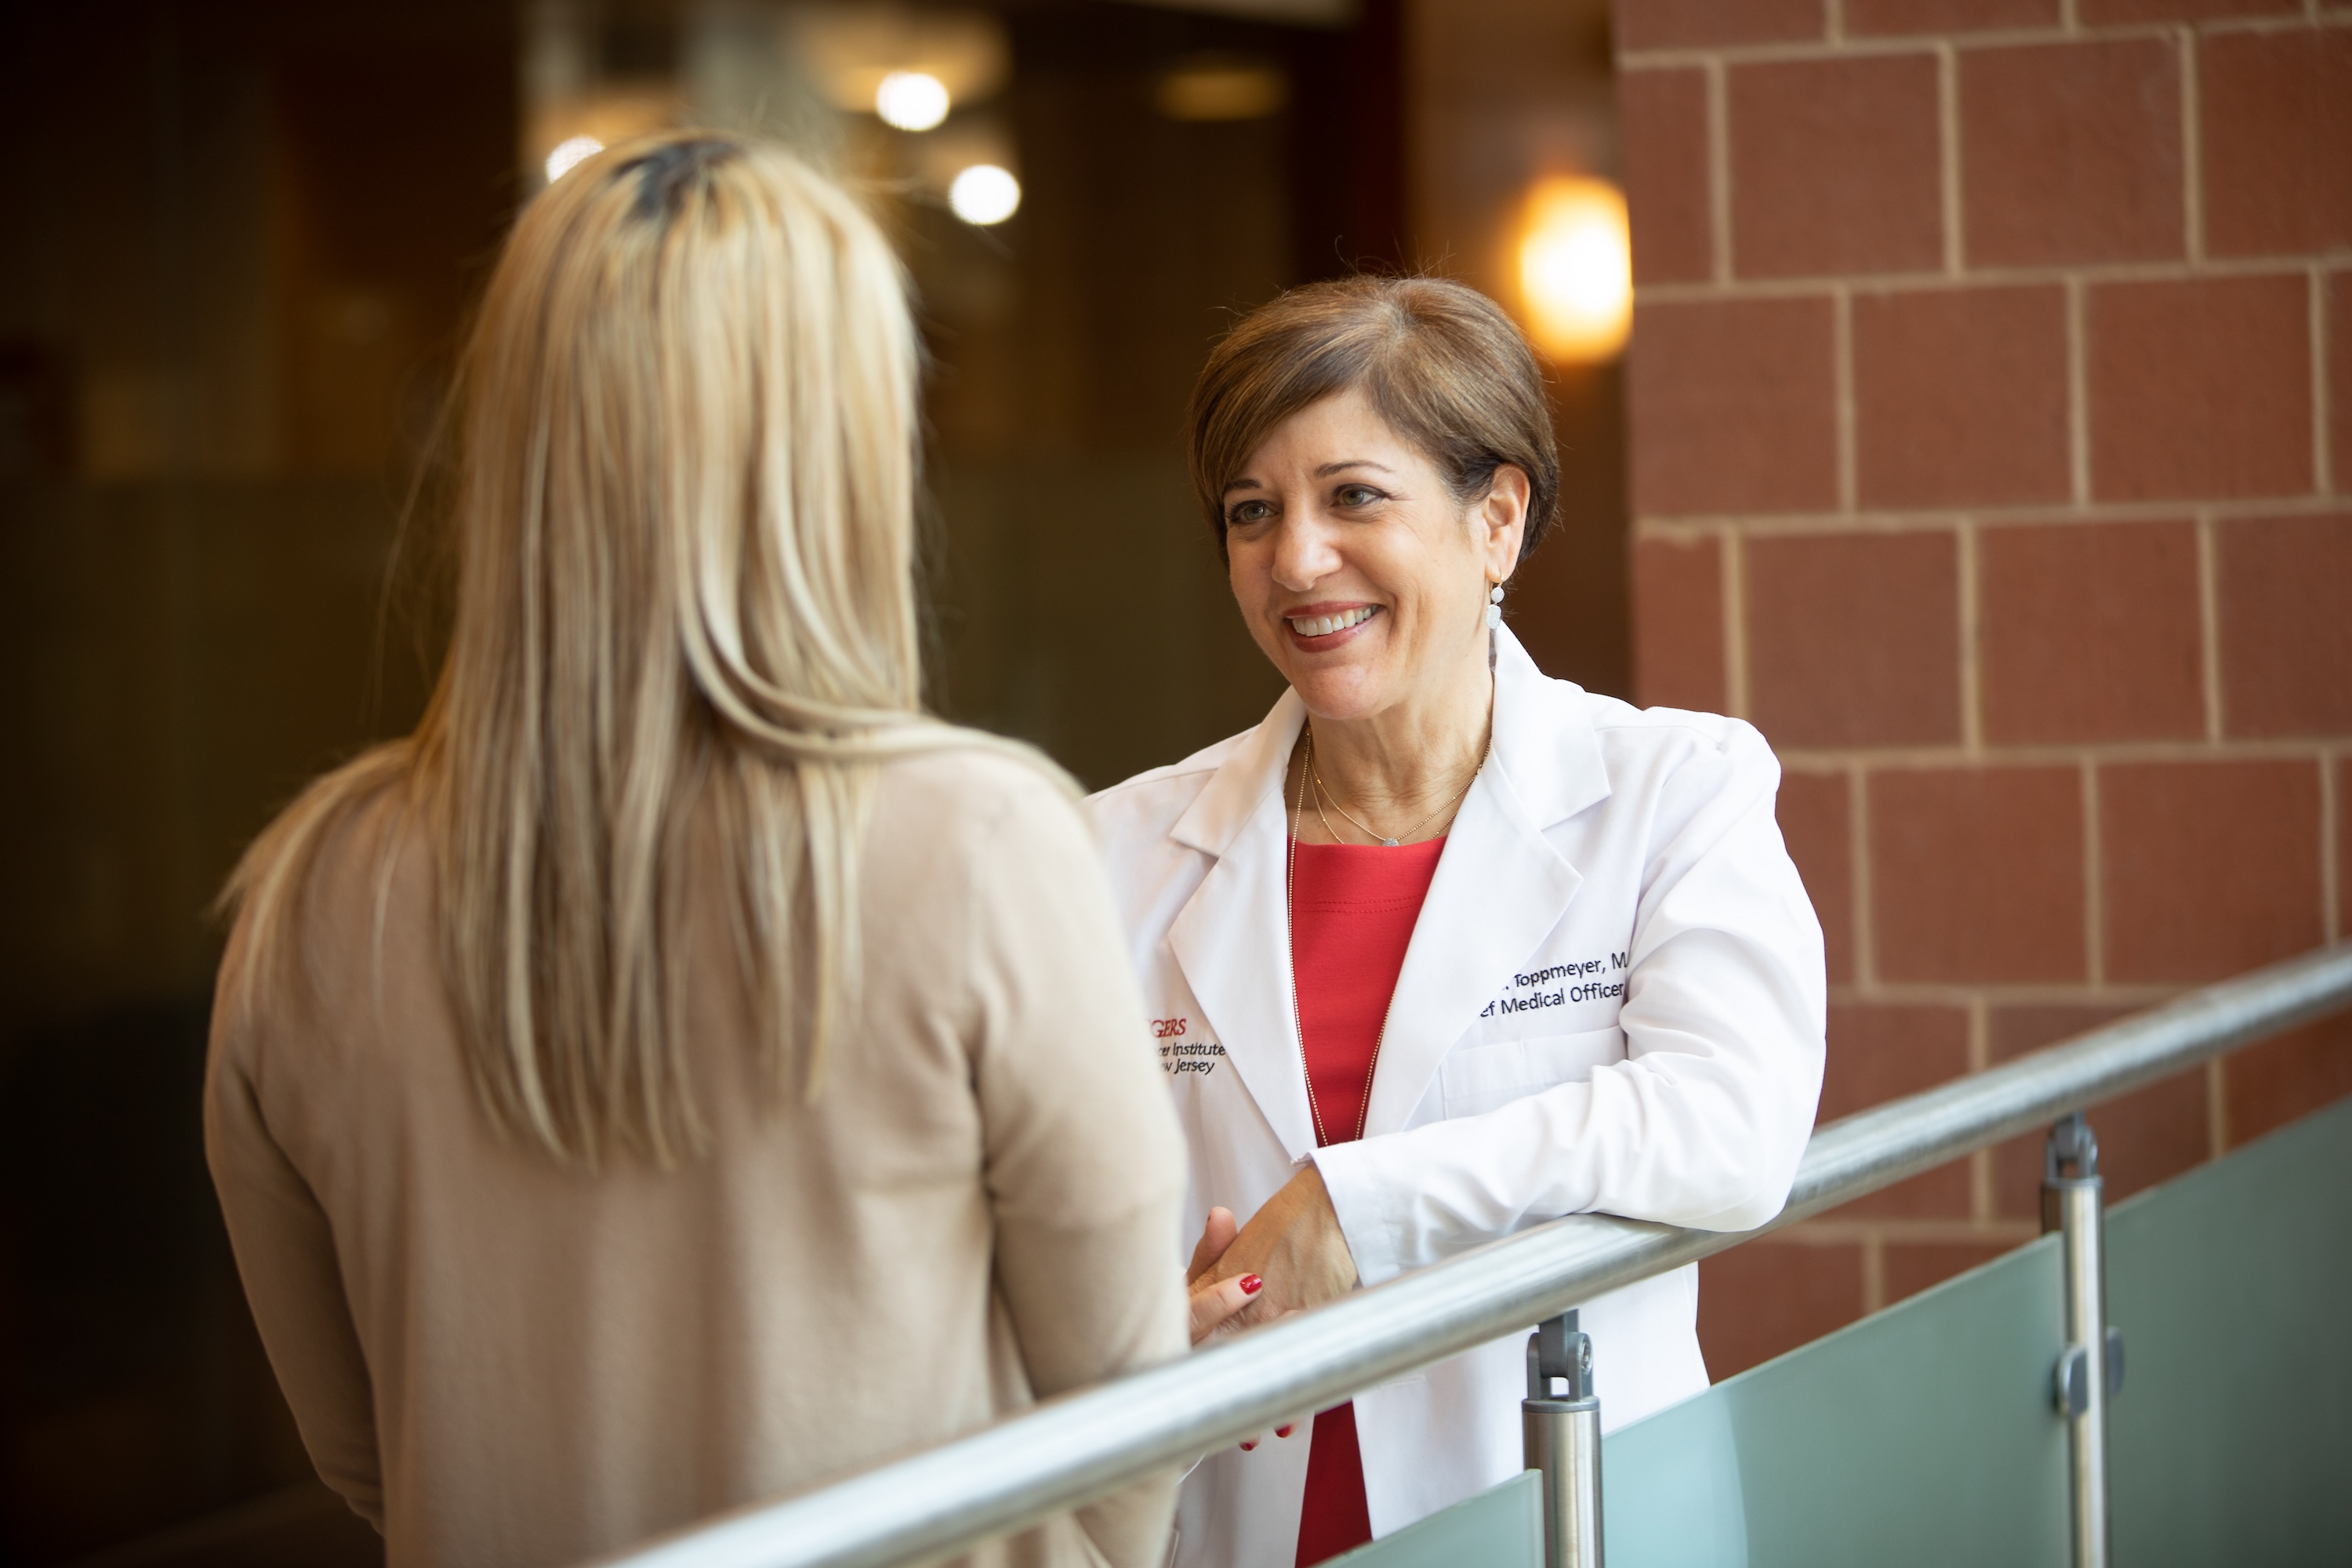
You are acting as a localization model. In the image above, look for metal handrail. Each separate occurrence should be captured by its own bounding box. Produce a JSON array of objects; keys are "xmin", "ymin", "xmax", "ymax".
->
[{"xmin": 596, "ymin": 942, "xmax": 2352, "ymax": 1568}]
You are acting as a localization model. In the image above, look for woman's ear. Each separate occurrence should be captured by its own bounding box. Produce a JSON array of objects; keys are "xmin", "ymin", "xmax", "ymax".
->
[{"xmin": 1480, "ymin": 464, "xmax": 1532, "ymax": 583}]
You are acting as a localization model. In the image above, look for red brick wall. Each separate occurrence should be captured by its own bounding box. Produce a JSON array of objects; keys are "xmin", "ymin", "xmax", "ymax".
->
[{"xmin": 1614, "ymin": 0, "xmax": 2352, "ymax": 1378}]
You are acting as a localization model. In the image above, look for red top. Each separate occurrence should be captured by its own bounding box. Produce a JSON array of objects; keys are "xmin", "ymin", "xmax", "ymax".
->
[{"xmin": 1287, "ymin": 837, "xmax": 1446, "ymax": 1566}]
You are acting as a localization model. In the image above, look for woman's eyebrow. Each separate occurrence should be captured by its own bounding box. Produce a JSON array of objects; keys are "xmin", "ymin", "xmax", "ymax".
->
[
  {"xmin": 1221, "ymin": 476, "xmax": 1267, "ymax": 495},
  {"xmin": 1315, "ymin": 460, "xmax": 1396, "ymax": 477}
]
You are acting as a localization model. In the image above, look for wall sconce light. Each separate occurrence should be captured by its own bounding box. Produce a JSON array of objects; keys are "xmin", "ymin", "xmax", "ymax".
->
[{"xmin": 1516, "ymin": 176, "xmax": 1632, "ymax": 363}]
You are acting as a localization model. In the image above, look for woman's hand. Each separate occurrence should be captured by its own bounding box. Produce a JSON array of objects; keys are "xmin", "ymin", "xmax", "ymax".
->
[
  {"xmin": 1205, "ymin": 1164, "xmax": 1358, "ymax": 1329},
  {"xmin": 1186, "ymin": 1207, "xmax": 1264, "ymax": 1344},
  {"xmin": 1185, "ymin": 1206, "xmax": 1305, "ymax": 1451}
]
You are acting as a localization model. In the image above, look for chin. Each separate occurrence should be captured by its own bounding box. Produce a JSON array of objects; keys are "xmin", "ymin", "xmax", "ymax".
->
[{"xmin": 1286, "ymin": 663, "xmax": 1393, "ymax": 722}]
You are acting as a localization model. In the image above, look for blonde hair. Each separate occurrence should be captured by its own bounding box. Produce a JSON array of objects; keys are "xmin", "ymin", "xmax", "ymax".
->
[
  {"xmin": 1188, "ymin": 276, "xmax": 1561, "ymax": 557},
  {"xmin": 220, "ymin": 131, "xmax": 1044, "ymax": 1166}
]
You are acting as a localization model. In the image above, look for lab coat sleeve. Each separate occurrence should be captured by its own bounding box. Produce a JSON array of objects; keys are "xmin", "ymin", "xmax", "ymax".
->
[
  {"xmin": 203, "ymin": 994, "xmax": 386, "ymax": 1530},
  {"xmin": 1312, "ymin": 720, "xmax": 1828, "ymax": 1286}
]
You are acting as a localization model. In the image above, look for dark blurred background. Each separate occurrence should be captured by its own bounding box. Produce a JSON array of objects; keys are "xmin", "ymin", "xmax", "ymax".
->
[{"xmin": 0, "ymin": 1, "xmax": 1626, "ymax": 1559}]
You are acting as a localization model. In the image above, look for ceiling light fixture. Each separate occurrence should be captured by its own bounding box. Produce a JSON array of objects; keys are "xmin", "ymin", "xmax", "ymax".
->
[
  {"xmin": 949, "ymin": 164, "xmax": 1021, "ymax": 225},
  {"xmin": 875, "ymin": 71, "xmax": 951, "ymax": 131}
]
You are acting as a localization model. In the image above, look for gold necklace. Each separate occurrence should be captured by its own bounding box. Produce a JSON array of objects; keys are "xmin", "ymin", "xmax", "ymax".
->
[
  {"xmin": 1307, "ymin": 753, "xmax": 1358, "ymax": 848},
  {"xmin": 1306, "ymin": 723, "xmax": 1483, "ymax": 847}
]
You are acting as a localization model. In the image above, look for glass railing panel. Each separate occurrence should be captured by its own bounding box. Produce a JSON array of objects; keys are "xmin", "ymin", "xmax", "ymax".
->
[
  {"xmin": 2107, "ymin": 1092, "xmax": 2352, "ymax": 1566},
  {"xmin": 1328, "ymin": 1468, "xmax": 1541, "ymax": 1567},
  {"xmin": 1606, "ymin": 1233, "xmax": 2069, "ymax": 1567}
]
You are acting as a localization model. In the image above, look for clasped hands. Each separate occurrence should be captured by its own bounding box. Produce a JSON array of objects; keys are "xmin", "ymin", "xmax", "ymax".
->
[{"xmin": 1185, "ymin": 1163, "xmax": 1359, "ymax": 1448}]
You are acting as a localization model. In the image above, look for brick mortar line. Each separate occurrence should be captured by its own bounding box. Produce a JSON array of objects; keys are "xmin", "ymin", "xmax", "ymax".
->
[
  {"xmin": 2083, "ymin": 758, "xmax": 2106, "ymax": 986},
  {"xmin": 1616, "ymin": 11, "xmax": 2352, "ymax": 71},
  {"xmin": 1850, "ymin": 758, "xmax": 1876, "ymax": 989},
  {"xmin": 2181, "ymin": 27, "xmax": 2204, "ymax": 267},
  {"xmin": 1937, "ymin": 42, "xmax": 1962, "ymax": 278},
  {"xmin": 1827, "ymin": 981, "xmax": 2184, "ymax": 1005},
  {"xmin": 2314, "ymin": 267, "xmax": 2334, "ymax": 496},
  {"xmin": 1969, "ymin": 1149, "xmax": 1996, "ymax": 1225},
  {"xmin": 1957, "ymin": 521, "xmax": 1982, "ymax": 754},
  {"xmin": 2321, "ymin": 746, "xmax": 2342, "ymax": 942},
  {"xmin": 2196, "ymin": 514, "xmax": 2225, "ymax": 744},
  {"xmin": 1861, "ymin": 1232, "xmax": 1886, "ymax": 1314},
  {"xmin": 1968, "ymin": 996, "xmax": 1994, "ymax": 1223},
  {"xmin": 1834, "ymin": 286, "xmax": 1857, "ymax": 514},
  {"xmin": 1632, "ymin": 494, "xmax": 2349, "ymax": 537},
  {"xmin": 1631, "ymin": 256, "xmax": 2331, "ymax": 303},
  {"xmin": 1777, "ymin": 738, "xmax": 2344, "ymax": 768},
  {"xmin": 1722, "ymin": 526, "xmax": 1750, "ymax": 718},
  {"xmin": 1704, "ymin": 59, "xmax": 1732, "ymax": 287},
  {"xmin": 2068, "ymin": 278, "xmax": 2092, "ymax": 507}
]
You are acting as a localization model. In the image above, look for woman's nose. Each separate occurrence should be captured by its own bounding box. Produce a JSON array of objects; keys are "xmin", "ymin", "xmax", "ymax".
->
[{"xmin": 1270, "ymin": 516, "xmax": 1340, "ymax": 590}]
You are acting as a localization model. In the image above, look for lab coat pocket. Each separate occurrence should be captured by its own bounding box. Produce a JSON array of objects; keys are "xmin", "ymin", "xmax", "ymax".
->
[{"xmin": 1438, "ymin": 1026, "xmax": 1625, "ymax": 1119}]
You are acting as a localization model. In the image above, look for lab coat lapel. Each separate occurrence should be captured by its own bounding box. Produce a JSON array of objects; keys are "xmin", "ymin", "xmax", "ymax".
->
[
  {"xmin": 1167, "ymin": 693, "xmax": 1318, "ymax": 1162},
  {"xmin": 1362, "ymin": 630, "xmax": 1610, "ymax": 1138}
]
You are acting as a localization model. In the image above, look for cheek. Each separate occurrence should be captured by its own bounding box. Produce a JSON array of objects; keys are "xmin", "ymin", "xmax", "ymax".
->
[
  {"xmin": 1382, "ymin": 555, "xmax": 1479, "ymax": 637},
  {"xmin": 1226, "ymin": 542, "xmax": 1271, "ymax": 612}
]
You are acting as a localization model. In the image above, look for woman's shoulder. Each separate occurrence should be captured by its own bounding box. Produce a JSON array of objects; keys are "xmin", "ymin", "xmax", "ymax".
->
[
  {"xmin": 1571, "ymin": 689, "xmax": 1776, "ymax": 776},
  {"xmin": 211, "ymin": 754, "xmax": 434, "ymax": 1080},
  {"xmin": 870, "ymin": 733, "xmax": 1094, "ymax": 862}
]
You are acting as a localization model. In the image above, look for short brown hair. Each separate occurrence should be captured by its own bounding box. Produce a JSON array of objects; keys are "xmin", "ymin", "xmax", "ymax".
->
[{"xmin": 1186, "ymin": 275, "xmax": 1561, "ymax": 561}]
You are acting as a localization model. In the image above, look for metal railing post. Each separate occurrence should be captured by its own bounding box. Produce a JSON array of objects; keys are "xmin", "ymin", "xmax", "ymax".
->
[
  {"xmin": 1522, "ymin": 1310, "xmax": 1602, "ymax": 1568},
  {"xmin": 2044, "ymin": 1113, "xmax": 2119, "ymax": 1568}
]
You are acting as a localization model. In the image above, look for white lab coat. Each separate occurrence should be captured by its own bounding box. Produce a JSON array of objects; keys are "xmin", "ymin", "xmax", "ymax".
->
[{"xmin": 1084, "ymin": 628, "xmax": 1827, "ymax": 1568}]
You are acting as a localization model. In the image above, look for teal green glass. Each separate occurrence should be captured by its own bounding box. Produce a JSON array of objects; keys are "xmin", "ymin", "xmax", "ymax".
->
[{"xmin": 1334, "ymin": 1093, "xmax": 2352, "ymax": 1567}]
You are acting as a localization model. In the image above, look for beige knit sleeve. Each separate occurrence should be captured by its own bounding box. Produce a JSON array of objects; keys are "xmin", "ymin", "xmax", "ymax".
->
[
  {"xmin": 203, "ymin": 971, "xmax": 385, "ymax": 1531},
  {"xmin": 961, "ymin": 765, "xmax": 1191, "ymax": 1568}
]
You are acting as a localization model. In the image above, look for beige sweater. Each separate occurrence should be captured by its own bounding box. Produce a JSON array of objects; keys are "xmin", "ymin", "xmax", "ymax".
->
[{"xmin": 205, "ymin": 749, "xmax": 1190, "ymax": 1568}]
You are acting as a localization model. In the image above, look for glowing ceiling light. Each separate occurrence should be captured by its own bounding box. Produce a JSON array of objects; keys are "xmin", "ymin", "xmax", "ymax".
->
[
  {"xmin": 876, "ymin": 71, "xmax": 951, "ymax": 131},
  {"xmin": 949, "ymin": 164, "xmax": 1021, "ymax": 225},
  {"xmin": 545, "ymin": 134, "xmax": 604, "ymax": 183},
  {"xmin": 1516, "ymin": 176, "xmax": 1633, "ymax": 363}
]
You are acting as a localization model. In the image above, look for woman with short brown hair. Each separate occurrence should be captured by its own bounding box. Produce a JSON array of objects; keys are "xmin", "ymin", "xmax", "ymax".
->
[{"xmin": 1090, "ymin": 275, "xmax": 1826, "ymax": 1566}]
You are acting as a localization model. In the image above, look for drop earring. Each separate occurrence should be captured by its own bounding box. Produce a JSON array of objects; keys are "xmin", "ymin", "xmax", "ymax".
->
[{"xmin": 1484, "ymin": 583, "xmax": 1504, "ymax": 630}]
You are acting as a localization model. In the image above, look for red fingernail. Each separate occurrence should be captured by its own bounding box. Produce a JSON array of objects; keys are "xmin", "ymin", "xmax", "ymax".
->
[
  {"xmin": 1276, "ymin": 1425, "xmax": 1295, "ymax": 1438},
  {"xmin": 1240, "ymin": 1441, "xmax": 1257, "ymax": 1451},
  {"xmin": 1240, "ymin": 1275, "xmax": 1264, "ymax": 1294}
]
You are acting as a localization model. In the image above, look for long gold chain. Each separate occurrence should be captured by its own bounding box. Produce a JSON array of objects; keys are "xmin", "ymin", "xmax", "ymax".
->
[{"xmin": 1290, "ymin": 730, "xmax": 1384, "ymax": 1148}]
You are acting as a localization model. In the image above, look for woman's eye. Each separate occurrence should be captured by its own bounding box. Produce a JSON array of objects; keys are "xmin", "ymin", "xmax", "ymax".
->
[
  {"xmin": 1334, "ymin": 485, "xmax": 1382, "ymax": 508},
  {"xmin": 1228, "ymin": 499, "xmax": 1275, "ymax": 527}
]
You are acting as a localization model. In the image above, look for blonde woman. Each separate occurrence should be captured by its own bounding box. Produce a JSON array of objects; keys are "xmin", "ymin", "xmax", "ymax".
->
[{"xmin": 205, "ymin": 133, "xmax": 1189, "ymax": 1568}]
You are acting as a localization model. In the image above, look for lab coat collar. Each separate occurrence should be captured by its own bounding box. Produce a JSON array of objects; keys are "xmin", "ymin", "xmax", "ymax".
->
[
  {"xmin": 1167, "ymin": 628, "xmax": 1608, "ymax": 851},
  {"xmin": 1367, "ymin": 629, "xmax": 1602, "ymax": 1136},
  {"xmin": 1165, "ymin": 628, "xmax": 1613, "ymax": 1159},
  {"xmin": 1167, "ymin": 688, "xmax": 1314, "ymax": 1156}
]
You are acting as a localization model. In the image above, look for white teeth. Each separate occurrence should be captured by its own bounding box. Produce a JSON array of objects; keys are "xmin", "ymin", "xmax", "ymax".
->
[{"xmin": 1289, "ymin": 606, "xmax": 1374, "ymax": 638}]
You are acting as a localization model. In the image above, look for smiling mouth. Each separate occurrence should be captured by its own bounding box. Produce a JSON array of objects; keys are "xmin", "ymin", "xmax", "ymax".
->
[{"xmin": 1287, "ymin": 606, "xmax": 1377, "ymax": 638}]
